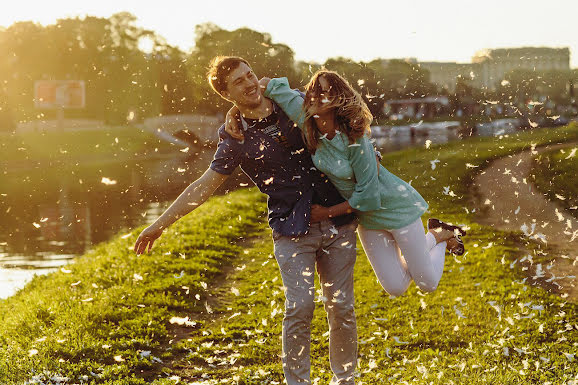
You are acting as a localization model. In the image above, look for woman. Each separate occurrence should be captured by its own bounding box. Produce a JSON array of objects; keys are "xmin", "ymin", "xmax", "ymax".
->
[{"xmin": 227, "ymin": 71, "xmax": 466, "ymax": 296}]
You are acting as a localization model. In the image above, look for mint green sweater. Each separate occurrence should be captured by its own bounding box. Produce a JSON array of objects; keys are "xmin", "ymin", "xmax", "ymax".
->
[{"xmin": 265, "ymin": 77, "xmax": 428, "ymax": 230}]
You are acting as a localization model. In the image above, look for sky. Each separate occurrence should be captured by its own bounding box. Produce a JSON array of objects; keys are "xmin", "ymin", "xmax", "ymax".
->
[{"xmin": 1, "ymin": 0, "xmax": 577, "ymax": 67}]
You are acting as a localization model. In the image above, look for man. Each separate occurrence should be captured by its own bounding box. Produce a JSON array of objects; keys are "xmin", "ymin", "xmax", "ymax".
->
[{"xmin": 134, "ymin": 56, "xmax": 358, "ymax": 384}]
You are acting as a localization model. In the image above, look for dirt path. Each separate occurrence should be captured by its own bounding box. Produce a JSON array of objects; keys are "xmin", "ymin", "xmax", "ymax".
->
[{"xmin": 473, "ymin": 142, "xmax": 578, "ymax": 300}]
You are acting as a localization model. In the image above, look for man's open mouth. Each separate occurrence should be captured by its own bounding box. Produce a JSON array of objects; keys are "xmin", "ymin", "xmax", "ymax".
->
[{"xmin": 245, "ymin": 87, "xmax": 258, "ymax": 97}]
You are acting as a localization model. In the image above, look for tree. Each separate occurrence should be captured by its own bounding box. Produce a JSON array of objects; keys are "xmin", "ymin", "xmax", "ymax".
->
[
  {"xmin": 0, "ymin": 87, "xmax": 15, "ymax": 132},
  {"xmin": 186, "ymin": 23, "xmax": 298, "ymax": 115},
  {"xmin": 0, "ymin": 13, "xmax": 172, "ymax": 124}
]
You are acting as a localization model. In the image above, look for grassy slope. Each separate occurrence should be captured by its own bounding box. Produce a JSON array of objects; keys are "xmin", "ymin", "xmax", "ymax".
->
[
  {"xmin": 0, "ymin": 189, "xmax": 267, "ymax": 384},
  {"xmin": 1, "ymin": 124, "xmax": 577, "ymax": 384},
  {"xmin": 531, "ymin": 145, "xmax": 578, "ymax": 215}
]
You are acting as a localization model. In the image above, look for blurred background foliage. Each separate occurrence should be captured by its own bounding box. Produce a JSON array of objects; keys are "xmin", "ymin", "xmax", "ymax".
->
[{"xmin": 1, "ymin": 12, "xmax": 577, "ymax": 129}]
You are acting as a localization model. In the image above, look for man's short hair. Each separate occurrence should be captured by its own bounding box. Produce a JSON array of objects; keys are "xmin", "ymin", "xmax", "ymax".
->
[{"xmin": 207, "ymin": 56, "xmax": 250, "ymax": 95}]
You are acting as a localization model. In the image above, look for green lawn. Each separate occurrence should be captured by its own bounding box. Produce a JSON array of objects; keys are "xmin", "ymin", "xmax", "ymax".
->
[
  {"xmin": 1, "ymin": 124, "xmax": 577, "ymax": 384},
  {"xmin": 531, "ymin": 144, "xmax": 578, "ymax": 215},
  {"xmin": 374, "ymin": 114, "xmax": 514, "ymax": 127}
]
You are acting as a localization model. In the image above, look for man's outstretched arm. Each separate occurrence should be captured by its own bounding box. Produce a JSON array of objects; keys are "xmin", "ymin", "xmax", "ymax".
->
[{"xmin": 134, "ymin": 168, "xmax": 229, "ymax": 254}]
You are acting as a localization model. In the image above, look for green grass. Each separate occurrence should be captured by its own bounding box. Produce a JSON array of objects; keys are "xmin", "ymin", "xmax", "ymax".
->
[
  {"xmin": 531, "ymin": 144, "xmax": 578, "ymax": 215},
  {"xmin": 374, "ymin": 113, "xmax": 513, "ymax": 127},
  {"xmin": 0, "ymin": 189, "xmax": 268, "ymax": 384},
  {"xmin": 1, "ymin": 125, "xmax": 176, "ymax": 167},
  {"xmin": 1, "ymin": 124, "xmax": 577, "ymax": 384}
]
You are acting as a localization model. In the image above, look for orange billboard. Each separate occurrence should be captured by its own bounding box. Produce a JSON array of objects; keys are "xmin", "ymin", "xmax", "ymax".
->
[{"xmin": 34, "ymin": 80, "xmax": 85, "ymax": 109}]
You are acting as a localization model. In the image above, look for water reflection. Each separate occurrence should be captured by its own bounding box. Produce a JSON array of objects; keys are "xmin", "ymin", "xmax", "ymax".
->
[
  {"xmin": 373, "ymin": 125, "xmax": 461, "ymax": 152},
  {"xmin": 0, "ymin": 149, "xmax": 249, "ymax": 299}
]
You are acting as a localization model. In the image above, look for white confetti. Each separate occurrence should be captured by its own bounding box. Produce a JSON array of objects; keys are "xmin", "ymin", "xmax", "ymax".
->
[
  {"xmin": 169, "ymin": 316, "xmax": 196, "ymax": 327},
  {"xmin": 101, "ymin": 177, "xmax": 117, "ymax": 185}
]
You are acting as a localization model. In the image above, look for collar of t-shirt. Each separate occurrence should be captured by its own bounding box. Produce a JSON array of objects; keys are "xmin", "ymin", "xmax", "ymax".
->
[
  {"xmin": 240, "ymin": 104, "xmax": 321, "ymax": 203},
  {"xmin": 240, "ymin": 103, "xmax": 290, "ymax": 148}
]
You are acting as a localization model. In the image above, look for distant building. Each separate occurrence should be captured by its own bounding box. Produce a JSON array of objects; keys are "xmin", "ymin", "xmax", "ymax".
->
[
  {"xmin": 418, "ymin": 62, "xmax": 476, "ymax": 92},
  {"xmin": 379, "ymin": 47, "xmax": 571, "ymax": 93},
  {"xmin": 471, "ymin": 47, "xmax": 570, "ymax": 90}
]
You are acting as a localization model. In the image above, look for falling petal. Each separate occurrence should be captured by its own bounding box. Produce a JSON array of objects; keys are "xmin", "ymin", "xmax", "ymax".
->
[{"xmin": 101, "ymin": 177, "xmax": 117, "ymax": 185}]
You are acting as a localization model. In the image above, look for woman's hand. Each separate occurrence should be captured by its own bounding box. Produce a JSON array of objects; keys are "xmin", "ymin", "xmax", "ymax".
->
[
  {"xmin": 134, "ymin": 224, "xmax": 164, "ymax": 255},
  {"xmin": 259, "ymin": 77, "xmax": 271, "ymax": 91},
  {"xmin": 225, "ymin": 106, "xmax": 244, "ymax": 141},
  {"xmin": 310, "ymin": 204, "xmax": 330, "ymax": 223}
]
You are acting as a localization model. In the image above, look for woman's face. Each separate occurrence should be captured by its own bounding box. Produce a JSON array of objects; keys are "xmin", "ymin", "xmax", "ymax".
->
[{"xmin": 310, "ymin": 75, "xmax": 334, "ymax": 114}]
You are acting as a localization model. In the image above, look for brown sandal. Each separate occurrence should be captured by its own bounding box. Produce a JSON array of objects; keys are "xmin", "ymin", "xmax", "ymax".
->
[
  {"xmin": 427, "ymin": 218, "xmax": 467, "ymax": 237},
  {"xmin": 446, "ymin": 235, "xmax": 465, "ymax": 255}
]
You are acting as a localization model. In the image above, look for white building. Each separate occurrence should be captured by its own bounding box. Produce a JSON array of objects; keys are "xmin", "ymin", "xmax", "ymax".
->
[{"xmin": 471, "ymin": 47, "xmax": 570, "ymax": 90}]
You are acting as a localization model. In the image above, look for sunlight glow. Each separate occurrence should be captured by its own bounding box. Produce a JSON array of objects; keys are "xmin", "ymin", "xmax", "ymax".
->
[{"xmin": 1, "ymin": 0, "xmax": 576, "ymax": 66}]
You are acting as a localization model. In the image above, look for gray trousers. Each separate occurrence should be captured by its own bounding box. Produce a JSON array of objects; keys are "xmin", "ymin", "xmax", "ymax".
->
[{"xmin": 273, "ymin": 220, "xmax": 358, "ymax": 384}]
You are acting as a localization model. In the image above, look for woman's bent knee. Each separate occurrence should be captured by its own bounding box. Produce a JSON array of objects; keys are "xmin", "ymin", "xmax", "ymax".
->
[
  {"xmin": 415, "ymin": 279, "xmax": 438, "ymax": 293},
  {"xmin": 378, "ymin": 277, "xmax": 410, "ymax": 297},
  {"xmin": 383, "ymin": 285, "xmax": 408, "ymax": 297}
]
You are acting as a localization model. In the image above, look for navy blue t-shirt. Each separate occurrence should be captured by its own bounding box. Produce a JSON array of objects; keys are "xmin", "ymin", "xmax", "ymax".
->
[{"xmin": 210, "ymin": 102, "xmax": 355, "ymax": 236}]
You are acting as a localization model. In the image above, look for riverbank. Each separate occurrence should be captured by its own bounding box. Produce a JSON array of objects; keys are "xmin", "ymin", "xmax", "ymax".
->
[
  {"xmin": 531, "ymin": 145, "xmax": 578, "ymax": 216},
  {"xmin": 1, "ymin": 125, "xmax": 178, "ymax": 172},
  {"xmin": 1, "ymin": 124, "xmax": 577, "ymax": 384}
]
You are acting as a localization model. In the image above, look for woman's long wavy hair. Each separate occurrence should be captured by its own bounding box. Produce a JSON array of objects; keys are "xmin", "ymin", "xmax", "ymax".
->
[{"xmin": 302, "ymin": 70, "xmax": 373, "ymax": 154}]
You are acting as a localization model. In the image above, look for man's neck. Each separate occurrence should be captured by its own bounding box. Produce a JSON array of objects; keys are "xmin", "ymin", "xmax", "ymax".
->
[{"xmin": 238, "ymin": 98, "xmax": 274, "ymax": 120}]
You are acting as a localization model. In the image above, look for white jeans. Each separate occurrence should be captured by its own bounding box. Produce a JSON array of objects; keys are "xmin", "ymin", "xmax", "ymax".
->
[{"xmin": 357, "ymin": 218, "xmax": 446, "ymax": 296}]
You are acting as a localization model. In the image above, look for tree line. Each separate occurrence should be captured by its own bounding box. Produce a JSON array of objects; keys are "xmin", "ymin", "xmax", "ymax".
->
[{"xmin": 0, "ymin": 12, "xmax": 576, "ymax": 130}]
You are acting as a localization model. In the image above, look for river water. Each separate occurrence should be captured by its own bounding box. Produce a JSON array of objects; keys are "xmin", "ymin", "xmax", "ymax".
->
[{"xmin": 0, "ymin": 122, "xmax": 519, "ymax": 299}]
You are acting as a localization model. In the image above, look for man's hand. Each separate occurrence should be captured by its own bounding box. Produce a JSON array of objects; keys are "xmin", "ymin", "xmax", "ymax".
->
[
  {"xmin": 310, "ymin": 204, "xmax": 330, "ymax": 223},
  {"xmin": 134, "ymin": 224, "xmax": 164, "ymax": 255},
  {"xmin": 225, "ymin": 106, "xmax": 244, "ymax": 141}
]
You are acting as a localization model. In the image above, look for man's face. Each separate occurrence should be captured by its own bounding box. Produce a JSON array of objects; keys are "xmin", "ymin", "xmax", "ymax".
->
[{"xmin": 222, "ymin": 63, "xmax": 262, "ymax": 108}]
